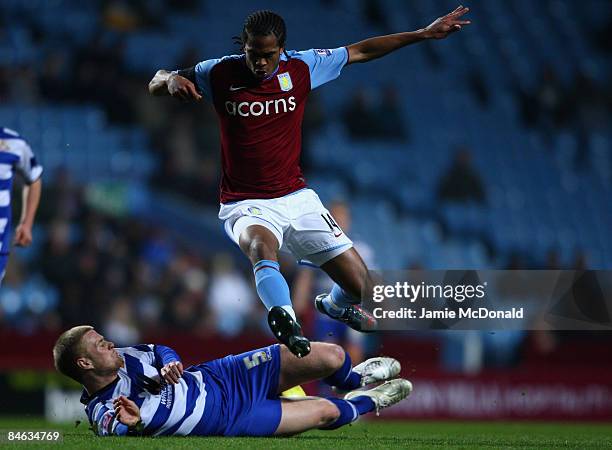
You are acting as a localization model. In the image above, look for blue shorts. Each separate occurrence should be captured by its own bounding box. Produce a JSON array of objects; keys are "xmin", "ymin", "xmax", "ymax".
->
[{"xmin": 189, "ymin": 344, "xmax": 282, "ymax": 437}]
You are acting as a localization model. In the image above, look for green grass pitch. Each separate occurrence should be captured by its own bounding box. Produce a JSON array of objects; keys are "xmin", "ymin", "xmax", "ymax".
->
[{"xmin": 1, "ymin": 418, "xmax": 611, "ymax": 449}]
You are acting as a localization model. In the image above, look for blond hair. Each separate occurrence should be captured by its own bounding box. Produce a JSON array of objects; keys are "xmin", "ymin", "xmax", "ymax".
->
[{"xmin": 52, "ymin": 325, "xmax": 93, "ymax": 383}]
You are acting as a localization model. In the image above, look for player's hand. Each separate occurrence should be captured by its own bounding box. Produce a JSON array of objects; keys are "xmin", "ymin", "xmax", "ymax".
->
[
  {"xmin": 161, "ymin": 361, "xmax": 184, "ymax": 384},
  {"xmin": 13, "ymin": 223, "xmax": 33, "ymax": 247},
  {"xmin": 423, "ymin": 5, "xmax": 471, "ymax": 39},
  {"xmin": 113, "ymin": 395, "xmax": 141, "ymax": 427},
  {"xmin": 167, "ymin": 74, "xmax": 202, "ymax": 101}
]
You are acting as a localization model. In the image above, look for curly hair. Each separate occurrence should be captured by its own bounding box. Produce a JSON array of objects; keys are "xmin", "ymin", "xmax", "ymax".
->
[{"xmin": 234, "ymin": 10, "xmax": 287, "ymax": 51}]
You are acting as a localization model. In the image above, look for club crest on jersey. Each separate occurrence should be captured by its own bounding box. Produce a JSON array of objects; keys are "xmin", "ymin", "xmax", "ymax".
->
[
  {"xmin": 248, "ymin": 206, "xmax": 262, "ymax": 215},
  {"xmin": 277, "ymin": 72, "xmax": 293, "ymax": 92}
]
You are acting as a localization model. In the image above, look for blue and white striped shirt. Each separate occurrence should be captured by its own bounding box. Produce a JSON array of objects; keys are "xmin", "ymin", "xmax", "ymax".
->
[
  {"xmin": 81, "ymin": 344, "xmax": 211, "ymax": 437},
  {"xmin": 0, "ymin": 127, "xmax": 43, "ymax": 255}
]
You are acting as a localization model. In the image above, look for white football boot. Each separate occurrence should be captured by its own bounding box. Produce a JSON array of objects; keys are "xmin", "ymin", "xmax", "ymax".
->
[
  {"xmin": 353, "ymin": 357, "xmax": 401, "ymax": 386},
  {"xmin": 344, "ymin": 378, "xmax": 413, "ymax": 415}
]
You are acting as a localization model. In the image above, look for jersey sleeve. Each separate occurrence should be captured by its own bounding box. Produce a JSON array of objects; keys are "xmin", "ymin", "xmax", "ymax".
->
[
  {"xmin": 14, "ymin": 140, "xmax": 43, "ymax": 184},
  {"xmin": 291, "ymin": 47, "xmax": 349, "ymax": 90},
  {"xmin": 193, "ymin": 58, "xmax": 222, "ymax": 101},
  {"xmin": 90, "ymin": 401, "xmax": 129, "ymax": 437},
  {"xmin": 153, "ymin": 344, "xmax": 181, "ymax": 367}
]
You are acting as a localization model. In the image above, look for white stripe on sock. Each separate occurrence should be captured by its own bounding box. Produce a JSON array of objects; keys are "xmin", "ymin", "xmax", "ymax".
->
[{"xmin": 347, "ymin": 401, "xmax": 359, "ymax": 422}]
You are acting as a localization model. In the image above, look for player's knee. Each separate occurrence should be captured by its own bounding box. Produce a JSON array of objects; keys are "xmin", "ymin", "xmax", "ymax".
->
[
  {"xmin": 317, "ymin": 399, "xmax": 340, "ymax": 426},
  {"xmin": 322, "ymin": 343, "xmax": 345, "ymax": 374},
  {"xmin": 245, "ymin": 237, "xmax": 275, "ymax": 262}
]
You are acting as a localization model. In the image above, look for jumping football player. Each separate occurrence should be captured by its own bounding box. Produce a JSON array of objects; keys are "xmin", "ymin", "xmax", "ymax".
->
[
  {"xmin": 149, "ymin": 7, "xmax": 471, "ymax": 356},
  {"xmin": 0, "ymin": 127, "xmax": 43, "ymax": 285},
  {"xmin": 53, "ymin": 326, "xmax": 411, "ymax": 437}
]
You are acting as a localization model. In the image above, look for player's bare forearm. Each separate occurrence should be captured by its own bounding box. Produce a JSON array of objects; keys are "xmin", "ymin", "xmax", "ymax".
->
[
  {"xmin": 148, "ymin": 70, "xmax": 172, "ymax": 96},
  {"xmin": 149, "ymin": 70, "xmax": 202, "ymax": 101},
  {"xmin": 14, "ymin": 178, "xmax": 41, "ymax": 247},
  {"xmin": 346, "ymin": 5, "xmax": 470, "ymax": 64},
  {"xmin": 20, "ymin": 178, "xmax": 41, "ymax": 228}
]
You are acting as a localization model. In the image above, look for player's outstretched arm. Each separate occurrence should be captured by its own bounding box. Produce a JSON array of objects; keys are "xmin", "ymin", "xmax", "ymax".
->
[
  {"xmin": 346, "ymin": 5, "xmax": 471, "ymax": 64},
  {"xmin": 14, "ymin": 178, "xmax": 41, "ymax": 247},
  {"xmin": 148, "ymin": 70, "xmax": 202, "ymax": 101}
]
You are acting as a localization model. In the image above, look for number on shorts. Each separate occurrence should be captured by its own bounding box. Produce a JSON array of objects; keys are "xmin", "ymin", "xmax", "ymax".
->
[{"xmin": 321, "ymin": 213, "xmax": 343, "ymax": 236}]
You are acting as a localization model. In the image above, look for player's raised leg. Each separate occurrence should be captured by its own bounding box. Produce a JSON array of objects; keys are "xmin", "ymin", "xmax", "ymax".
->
[
  {"xmin": 277, "ymin": 342, "xmax": 356, "ymax": 392},
  {"xmin": 276, "ymin": 342, "xmax": 400, "ymax": 393},
  {"xmin": 315, "ymin": 247, "xmax": 378, "ymax": 332},
  {"xmin": 238, "ymin": 223, "xmax": 310, "ymax": 357}
]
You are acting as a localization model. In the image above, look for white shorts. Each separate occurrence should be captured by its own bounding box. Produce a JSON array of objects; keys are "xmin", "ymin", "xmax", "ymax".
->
[{"xmin": 219, "ymin": 189, "xmax": 353, "ymax": 266}]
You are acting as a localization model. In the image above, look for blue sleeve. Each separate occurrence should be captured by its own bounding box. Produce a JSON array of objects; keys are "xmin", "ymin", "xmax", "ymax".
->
[
  {"xmin": 290, "ymin": 47, "xmax": 349, "ymax": 90},
  {"xmin": 91, "ymin": 405, "xmax": 129, "ymax": 437},
  {"xmin": 153, "ymin": 345, "xmax": 181, "ymax": 368},
  {"xmin": 194, "ymin": 58, "xmax": 221, "ymax": 101}
]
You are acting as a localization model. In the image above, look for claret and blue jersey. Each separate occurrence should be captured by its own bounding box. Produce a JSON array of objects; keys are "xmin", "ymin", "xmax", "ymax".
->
[{"xmin": 187, "ymin": 48, "xmax": 349, "ymax": 203}]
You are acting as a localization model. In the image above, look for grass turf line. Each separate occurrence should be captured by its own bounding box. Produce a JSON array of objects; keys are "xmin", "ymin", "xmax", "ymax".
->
[{"xmin": 0, "ymin": 418, "xmax": 611, "ymax": 449}]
